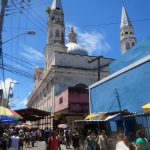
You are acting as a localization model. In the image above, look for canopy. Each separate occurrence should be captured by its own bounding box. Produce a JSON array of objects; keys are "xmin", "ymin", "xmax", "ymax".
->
[
  {"xmin": 15, "ymin": 107, "xmax": 50, "ymax": 121},
  {"xmin": 0, "ymin": 106, "xmax": 23, "ymax": 122},
  {"xmin": 142, "ymin": 103, "xmax": 150, "ymax": 113},
  {"xmin": 84, "ymin": 112, "xmax": 107, "ymax": 120},
  {"xmin": 84, "ymin": 113, "xmax": 97, "ymax": 120}
]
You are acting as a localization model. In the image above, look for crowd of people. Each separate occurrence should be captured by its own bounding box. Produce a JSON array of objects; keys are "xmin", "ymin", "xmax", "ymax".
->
[
  {"xmin": 0, "ymin": 125, "xmax": 149, "ymax": 150},
  {"xmin": 42, "ymin": 127, "xmax": 150, "ymax": 150},
  {"xmin": 0, "ymin": 127, "xmax": 42, "ymax": 150}
]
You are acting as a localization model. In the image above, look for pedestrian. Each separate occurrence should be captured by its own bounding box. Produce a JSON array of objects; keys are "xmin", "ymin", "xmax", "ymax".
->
[
  {"xmin": 64, "ymin": 128, "xmax": 71, "ymax": 149},
  {"xmin": 0, "ymin": 141, "xmax": 4, "ymax": 150},
  {"xmin": 2, "ymin": 129, "xmax": 9, "ymax": 150},
  {"xmin": 48, "ymin": 131, "xmax": 61, "ymax": 150},
  {"xmin": 37, "ymin": 129, "xmax": 42, "ymax": 141},
  {"xmin": 116, "ymin": 133, "xmax": 129, "ymax": 150},
  {"xmin": 31, "ymin": 129, "xmax": 36, "ymax": 147},
  {"xmin": 72, "ymin": 129, "xmax": 80, "ymax": 150},
  {"xmin": 86, "ymin": 132, "xmax": 96, "ymax": 150},
  {"xmin": 44, "ymin": 127, "xmax": 51, "ymax": 150},
  {"xmin": 10, "ymin": 132, "xmax": 20, "ymax": 150},
  {"xmin": 135, "ymin": 130, "xmax": 149, "ymax": 150},
  {"xmin": 97, "ymin": 130, "xmax": 108, "ymax": 150},
  {"xmin": 25, "ymin": 129, "xmax": 31, "ymax": 148},
  {"xmin": 19, "ymin": 130, "xmax": 25, "ymax": 150}
]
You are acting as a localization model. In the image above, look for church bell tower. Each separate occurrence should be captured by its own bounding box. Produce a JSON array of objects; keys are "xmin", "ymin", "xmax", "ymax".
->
[
  {"xmin": 47, "ymin": 0, "xmax": 65, "ymax": 44},
  {"xmin": 44, "ymin": 0, "xmax": 67, "ymax": 72},
  {"xmin": 120, "ymin": 6, "xmax": 137, "ymax": 54}
]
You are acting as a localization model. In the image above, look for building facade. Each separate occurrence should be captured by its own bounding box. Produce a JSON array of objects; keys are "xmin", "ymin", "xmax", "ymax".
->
[
  {"xmin": 27, "ymin": 0, "xmax": 113, "ymax": 128},
  {"xmin": 54, "ymin": 85, "xmax": 89, "ymax": 129},
  {"xmin": 88, "ymin": 5, "xmax": 150, "ymax": 137}
]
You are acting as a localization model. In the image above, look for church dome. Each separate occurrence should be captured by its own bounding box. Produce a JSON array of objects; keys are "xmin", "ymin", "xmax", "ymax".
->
[
  {"xmin": 66, "ymin": 43, "xmax": 88, "ymax": 55},
  {"xmin": 66, "ymin": 26, "xmax": 88, "ymax": 56}
]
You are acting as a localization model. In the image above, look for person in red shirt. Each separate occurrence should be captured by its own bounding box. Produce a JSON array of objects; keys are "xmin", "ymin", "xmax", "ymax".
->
[{"xmin": 48, "ymin": 131, "xmax": 61, "ymax": 150}]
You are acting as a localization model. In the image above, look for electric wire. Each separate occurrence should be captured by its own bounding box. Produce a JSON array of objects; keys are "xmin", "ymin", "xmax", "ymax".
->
[
  {"xmin": 4, "ymin": 54, "xmax": 34, "ymax": 71},
  {"xmin": 20, "ymin": 1, "xmax": 47, "ymax": 31},
  {"xmin": 3, "ymin": 63, "xmax": 34, "ymax": 78},
  {"xmin": 20, "ymin": 0, "xmax": 47, "ymax": 24},
  {"xmin": 2, "ymin": 52, "xmax": 35, "ymax": 66},
  {"xmin": 22, "ymin": 0, "xmax": 30, "ymax": 63},
  {"xmin": 16, "ymin": 0, "xmax": 21, "ymax": 65},
  {"xmin": 11, "ymin": 0, "xmax": 45, "ymax": 33}
]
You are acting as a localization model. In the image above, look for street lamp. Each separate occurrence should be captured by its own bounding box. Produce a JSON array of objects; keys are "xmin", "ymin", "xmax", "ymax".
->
[
  {"xmin": 0, "ymin": 30, "xmax": 35, "ymax": 67},
  {"xmin": 2, "ymin": 31, "xmax": 36, "ymax": 45},
  {"xmin": 7, "ymin": 81, "xmax": 19, "ymax": 108}
]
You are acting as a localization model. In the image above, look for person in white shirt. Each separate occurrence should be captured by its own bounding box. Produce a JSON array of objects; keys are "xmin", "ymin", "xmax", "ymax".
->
[
  {"xmin": 116, "ymin": 133, "xmax": 129, "ymax": 150},
  {"xmin": 9, "ymin": 132, "xmax": 20, "ymax": 150}
]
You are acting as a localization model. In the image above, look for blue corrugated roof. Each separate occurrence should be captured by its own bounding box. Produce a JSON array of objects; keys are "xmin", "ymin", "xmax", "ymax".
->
[{"xmin": 109, "ymin": 36, "xmax": 150, "ymax": 74}]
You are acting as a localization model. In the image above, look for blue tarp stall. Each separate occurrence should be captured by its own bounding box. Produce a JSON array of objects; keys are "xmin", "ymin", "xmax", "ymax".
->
[{"xmin": 89, "ymin": 36, "xmax": 150, "ymax": 137}]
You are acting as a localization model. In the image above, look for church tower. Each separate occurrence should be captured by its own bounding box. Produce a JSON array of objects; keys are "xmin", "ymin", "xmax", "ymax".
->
[
  {"xmin": 45, "ymin": 0, "xmax": 67, "ymax": 72},
  {"xmin": 120, "ymin": 6, "xmax": 137, "ymax": 54},
  {"xmin": 47, "ymin": 0, "xmax": 65, "ymax": 44}
]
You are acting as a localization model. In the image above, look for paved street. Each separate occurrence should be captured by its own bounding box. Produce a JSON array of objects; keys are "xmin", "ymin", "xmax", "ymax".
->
[{"xmin": 23, "ymin": 141, "xmax": 73, "ymax": 150}]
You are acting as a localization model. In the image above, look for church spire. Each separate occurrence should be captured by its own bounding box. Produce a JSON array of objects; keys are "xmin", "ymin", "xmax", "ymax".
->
[
  {"xmin": 120, "ymin": 6, "xmax": 132, "ymax": 28},
  {"xmin": 51, "ymin": 0, "xmax": 63, "ymax": 11},
  {"xmin": 120, "ymin": 6, "xmax": 137, "ymax": 54},
  {"xmin": 68, "ymin": 26, "xmax": 77, "ymax": 43}
]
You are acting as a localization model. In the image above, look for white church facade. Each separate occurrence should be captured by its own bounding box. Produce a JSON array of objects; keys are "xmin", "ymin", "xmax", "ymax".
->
[{"xmin": 27, "ymin": 0, "xmax": 135, "ymax": 128}]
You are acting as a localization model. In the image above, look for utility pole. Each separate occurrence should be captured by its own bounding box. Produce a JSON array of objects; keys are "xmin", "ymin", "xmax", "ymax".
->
[
  {"xmin": 114, "ymin": 88, "xmax": 122, "ymax": 111},
  {"xmin": 88, "ymin": 56, "xmax": 103, "ymax": 81},
  {"xmin": 0, "ymin": 0, "xmax": 8, "ymax": 105}
]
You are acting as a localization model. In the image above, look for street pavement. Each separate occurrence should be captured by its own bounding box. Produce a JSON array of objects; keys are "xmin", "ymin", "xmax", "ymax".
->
[{"xmin": 23, "ymin": 141, "xmax": 74, "ymax": 150}]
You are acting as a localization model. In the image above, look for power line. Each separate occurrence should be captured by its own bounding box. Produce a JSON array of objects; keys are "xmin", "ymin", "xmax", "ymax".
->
[
  {"xmin": 77, "ymin": 18, "xmax": 150, "ymax": 28},
  {"xmin": 4, "ymin": 54, "xmax": 34, "ymax": 71},
  {"xmin": 20, "ymin": 0, "xmax": 47, "ymax": 24},
  {"xmin": 20, "ymin": 2, "xmax": 47, "ymax": 30},
  {"xmin": 2, "ymin": 63, "xmax": 34, "ymax": 79},
  {"xmin": 11, "ymin": 0, "xmax": 46, "ymax": 33},
  {"xmin": 2, "ymin": 52, "xmax": 35, "ymax": 66}
]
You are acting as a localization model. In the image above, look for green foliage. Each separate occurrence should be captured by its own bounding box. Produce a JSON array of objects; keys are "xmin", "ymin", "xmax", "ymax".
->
[{"xmin": 45, "ymin": 7, "xmax": 51, "ymax": 14}]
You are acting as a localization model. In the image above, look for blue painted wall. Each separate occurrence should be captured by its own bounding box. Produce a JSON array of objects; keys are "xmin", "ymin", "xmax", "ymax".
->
[
  {"xmin": 90, "ymin": 59, "xmax": 150, "ymax": 114},
  {"xmin": 109, "ymin": 36, "xmax": 150, "ymax": 74}
]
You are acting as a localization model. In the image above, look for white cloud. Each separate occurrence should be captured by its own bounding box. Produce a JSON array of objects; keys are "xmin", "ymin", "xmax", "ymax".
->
[
  {"xmin": 12, "ymin": 98, "xmax": 27, "ymax": 109},
  {"xmin": 66, "ymin": 24, "xmax": 111, "ymax": 55},
  {"xmin": 20, "ymin": 44, "xmax": 44, "ymax": 62},
  {"xmin": 0, "ymin": 78, "xmax": 17, "ymax": 98},
  {"xmin": 18, "ymin": 98, "xmax": 27, "ymax": 106}
]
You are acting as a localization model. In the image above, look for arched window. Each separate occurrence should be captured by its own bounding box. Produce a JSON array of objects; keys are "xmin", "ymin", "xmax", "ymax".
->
[
  {"xmin": 125, "ymin": 42, "xmax": 130, "ymax": 50},
  {"xmin": 56, "ymin": 29, "xmax": 60, "ymax": 37},
  {"xmin": 51, "ymin": 15, "xmax": 54, "ymax": 21}
]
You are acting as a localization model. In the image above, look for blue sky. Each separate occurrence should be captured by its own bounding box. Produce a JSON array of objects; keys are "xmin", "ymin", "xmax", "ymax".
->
[{"xmin": 1, "ymin": 0, "xmax": 150, "ymax": 109}]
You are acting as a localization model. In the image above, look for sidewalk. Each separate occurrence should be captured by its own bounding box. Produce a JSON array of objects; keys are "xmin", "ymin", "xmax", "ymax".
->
[{"xmin": 23, "ymin": 141, "xmax": 74, "ymax": 150}]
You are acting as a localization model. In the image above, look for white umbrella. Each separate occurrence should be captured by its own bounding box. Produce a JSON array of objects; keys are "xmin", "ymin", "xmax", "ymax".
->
[{"xmin": 58, "ymin": 124, "xmax": 68, "ymax": 129}]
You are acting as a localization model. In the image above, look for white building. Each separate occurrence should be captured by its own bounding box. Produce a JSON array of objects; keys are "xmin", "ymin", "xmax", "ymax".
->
[{"xmin": 27, "ymin": 0, "xmax": 113, "ymax": 128}]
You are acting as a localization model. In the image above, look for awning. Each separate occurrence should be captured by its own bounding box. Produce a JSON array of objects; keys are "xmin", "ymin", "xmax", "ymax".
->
[
  {"xmin": 15, "ymin": 107, "xmax": 51, "ymax": 121},
  {"xmin": 142, "ymin": 103, "xmax": 150, "ymax": 113},
  {"xmin": 84, "ymin": 113, "xmax": 97, "ymax": 120},
  {"xmin": 104, "ymin": 114, "xmax": 121, "ymax": 121}
]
